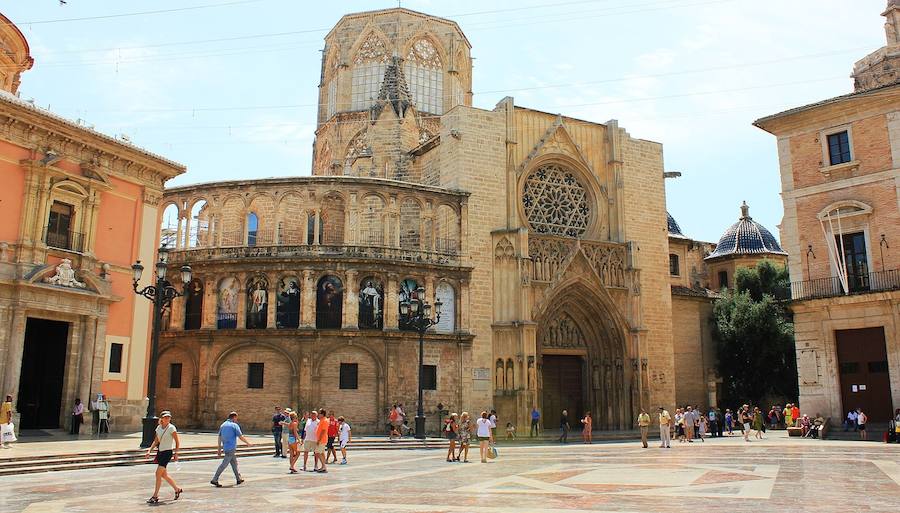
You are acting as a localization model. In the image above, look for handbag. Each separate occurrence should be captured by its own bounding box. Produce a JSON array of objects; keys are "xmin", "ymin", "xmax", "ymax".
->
[
  {"xmin": 0, "ymin": 422, "xmax": 15, "ymax": 443},
  {"xmin": 487, "ymin": 443, "xmax": 498, "ymax": 459}
]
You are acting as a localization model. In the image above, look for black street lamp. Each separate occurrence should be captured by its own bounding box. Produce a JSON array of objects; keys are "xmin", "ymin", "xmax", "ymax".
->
[
  {"xmin": 399, "ymin": 286, "xmax": 442, "ymax": 440},
  {"xmin": 132, "ymin": 246, "xmax": 191, "ymax": 448}
]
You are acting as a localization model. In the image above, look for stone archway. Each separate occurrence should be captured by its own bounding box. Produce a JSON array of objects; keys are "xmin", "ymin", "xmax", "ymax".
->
[{"xmin": 535, "ymin": 279, "xmax": 632, "ymax": 431}]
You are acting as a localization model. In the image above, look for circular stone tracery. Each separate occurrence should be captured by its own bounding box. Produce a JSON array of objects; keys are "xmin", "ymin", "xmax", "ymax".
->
[{"xmin": 522, "ymin": 164, "xmax": 590, "ymax": 238}]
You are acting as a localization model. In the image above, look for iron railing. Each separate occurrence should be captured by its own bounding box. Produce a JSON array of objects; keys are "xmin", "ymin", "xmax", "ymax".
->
[
  {"xmin": 44, "ymin": 226, "xmax": 85, "ymax": 253},
  {"xmin": 790, "ymin": 269, "xmax": 900, "ymax": 301},
  {"xmin": 216, "ymin": 313, "xmax": 237, "ymax": 329}
]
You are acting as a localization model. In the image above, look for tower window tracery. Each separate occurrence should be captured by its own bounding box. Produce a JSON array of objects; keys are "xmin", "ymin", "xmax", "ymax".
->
[
  {"xmin": 522, "ymin": 164, "xmax": 590, "ymax": 238},
  {"xmin": 351, "ymin": 34, "xmax": 389, "ymax": 111},
  {"xmin": 403, "ymin": 38, "xmax": 443, "ymax": 114}
]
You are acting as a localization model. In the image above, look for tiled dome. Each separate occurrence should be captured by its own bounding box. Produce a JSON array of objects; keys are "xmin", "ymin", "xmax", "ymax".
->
[
  {"xmin": 667, "ymin": 212, "xmax": 685, "ymax": 237},
  {"xmin": 705, "ymin": 202, "xmax": 786, "ymax": 260}
]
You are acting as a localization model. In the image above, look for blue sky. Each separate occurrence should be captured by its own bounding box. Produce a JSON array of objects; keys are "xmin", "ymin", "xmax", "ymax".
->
[{"xmin": 4, "ymin": 0, "xmax": 888, "ymax": 242}]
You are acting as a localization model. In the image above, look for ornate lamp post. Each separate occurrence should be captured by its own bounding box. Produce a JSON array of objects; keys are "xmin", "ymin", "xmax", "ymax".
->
[
  {"xmin": 399, "ymin": 286, "xmax": 442, "ymax": 440},
  {"xmin": 132, "ymin": 246, "xmax": 191, "ymax": 448}
]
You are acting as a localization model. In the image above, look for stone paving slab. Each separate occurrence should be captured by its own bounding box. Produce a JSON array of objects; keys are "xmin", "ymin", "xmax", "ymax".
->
[{"xmin": 2, "ymin": 432, "xmax": 899, "ymax": 512}]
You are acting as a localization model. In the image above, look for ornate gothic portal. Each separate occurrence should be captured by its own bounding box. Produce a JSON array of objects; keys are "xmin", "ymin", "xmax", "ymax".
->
[{"xmin": 536, "ymin": 291, "xmax": 632, "ymax": 431}]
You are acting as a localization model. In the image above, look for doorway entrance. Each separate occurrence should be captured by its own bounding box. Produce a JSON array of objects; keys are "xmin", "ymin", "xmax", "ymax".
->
[
  {"xmin": 17, "ymin": 318, "xmax": 69, "ymax": 429},
  {"xmin": 836, "ymin": 327, "xmax": 893, "ymax": 422},
  {"xmin": 541, "ymin": 354, "xmax": 584, "ymax": 430}
]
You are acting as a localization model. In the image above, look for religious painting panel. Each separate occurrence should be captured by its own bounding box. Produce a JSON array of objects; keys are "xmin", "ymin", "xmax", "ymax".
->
[
  {"xmin": 316, "ymin": 275, "xmax": 344, "ymax": 329},
  {"xmin": 357, "ymin": 276, "xmax": 384, "ymax": 330},
  {"xmin": 398, "ymin": 278, "xmax": 422, "ymax": 331},
  {"xmin": 276, "ymin": 275, "xmax": 301, "ymax": 329},
  {"xmin": 246, "ymin": 275, "xmax": 269, "ymax": 329},
  {"xmin": 217, "ymin": 277, "xmax": 239, "ymax": 329},
  {"xmin": 434, "ymin": 281, "xmax": 455, "ymax": 333}
]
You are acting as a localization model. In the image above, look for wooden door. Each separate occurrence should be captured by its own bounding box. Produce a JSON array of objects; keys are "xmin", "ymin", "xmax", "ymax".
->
[
  {"xmin": 541, "ymin": 355, "xmax": 584, "ymax": 430},
  {"xmin": 836, "ymin": 327, "xmax": 893, "ymax": 422}
]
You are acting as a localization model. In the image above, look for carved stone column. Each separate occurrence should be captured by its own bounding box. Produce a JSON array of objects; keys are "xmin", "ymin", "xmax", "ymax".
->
[
  {"xmin": 385, "ymin": 274, "xmax": 398, "ymax": 330},
  {"xmin": 343, "ymin": 270, "xmax": 358, "ymax": 329},
  {"xmin": 424, "ymin": 274, "xmax": 435, "ymax": 306},
  {"xmin": 2, "ymin": 310, "xmax": 27, "ymax": 402},
  {"xmin": 236, "ymin": 273, "xmax": 247, "ymax": 329},
  {"xmin": 301, "ymin": 270, "xmax": 315, "ymax": 328},
  {"xmin": 202, "ymin": 277, "xmax": 217, "ymax": 329},
  {"xmin": 459, "ymin": 279, "xmax": 470, "ymax": 332},
  {"xmin": 266, "ymin": 274, "xmax": 277, "ymax": 329},
  {"xmin": 78, "ymin": 315, "xmax": 97, "ymax": 433}
]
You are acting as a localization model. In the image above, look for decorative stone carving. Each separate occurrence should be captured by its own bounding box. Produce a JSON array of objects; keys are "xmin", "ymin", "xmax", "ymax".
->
[
  {"xmin": 44, "ymin": 258, "xmax": 86, "ymax": 288},
  {"xmin": 522, "ymin": 164, "xmax": 589, "ymax": 238},
  {"xmin": 539, "ymin": 312, "xmax": 585, "ymax": 348}
]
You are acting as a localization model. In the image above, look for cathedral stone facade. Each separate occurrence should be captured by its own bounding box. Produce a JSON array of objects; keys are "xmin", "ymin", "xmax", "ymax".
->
[{"xmin": 156, "ymin": 8, "xmax": 781, "ymax": 433}]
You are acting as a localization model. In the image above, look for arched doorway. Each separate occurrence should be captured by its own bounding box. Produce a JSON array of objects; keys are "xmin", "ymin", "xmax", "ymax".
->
[{"xmin": 536, "ymin": 283, "xmax": 631, "ymax": 431}]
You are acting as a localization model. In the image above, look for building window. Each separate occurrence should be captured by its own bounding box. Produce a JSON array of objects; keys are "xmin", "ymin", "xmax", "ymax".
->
[
  {"xmin": 836, "ymin": 232, "xmax": 869, "ymax": 292},
  {"xmin": 339, "ymin": 363, "xmax": 358, "ymax": 390},
  {"xmin": 108, "ymin": 343, "xmax": 123, "ymax": 373},
  {"xmin": 169, "ymin": 362, "xmax": 183, "ymax": 389},
  {"xmin": 247, "ymin": 212, "xmax": 259, "ymax": 246},
  {"xmin": 669, "ymin": 254, "xmax": 680, "ymax": 276},
  {"xmin": 351, "ymin": 34, "xmax": 388, "ymax": 111},
  {"xmin": 718, "ymin": 270, "xmax": 728, "ymax": 289},
  {"xmin": 46, "ymin": 201, "xmax": 75, "ymax": 250},
  {"xmin": 827, "ymin": 130, "xmax": 851, "ymax": 165},
  {"xmin": 247, "ymin": 362, "xmax": 264, "ymax": 389},
  {"xmin": 422, "ymin": 365, "xmax": 437, "ymax": 390}
]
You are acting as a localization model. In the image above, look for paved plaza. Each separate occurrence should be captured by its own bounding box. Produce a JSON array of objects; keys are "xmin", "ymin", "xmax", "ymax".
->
[{"xmin": 2, "ymin": 433, "xmax": 899, "ymax": 512}]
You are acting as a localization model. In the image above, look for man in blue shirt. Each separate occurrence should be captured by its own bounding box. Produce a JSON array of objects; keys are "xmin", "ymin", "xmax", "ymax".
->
[
  {"xmin": 211, "ymin": 411, "xmax": 252, "ymax": 487},
  {"xmin": 530, "ymin": 407, "xmax": 540, "ymax": 437}
]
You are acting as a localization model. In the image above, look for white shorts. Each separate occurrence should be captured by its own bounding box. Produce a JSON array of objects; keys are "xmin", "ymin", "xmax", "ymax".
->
[{"xmin": 339, "ymin": 440, "xmax": 348, "ymax": 449}]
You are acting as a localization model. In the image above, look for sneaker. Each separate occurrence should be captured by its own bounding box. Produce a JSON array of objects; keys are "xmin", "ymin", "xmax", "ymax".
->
[
  {"xmin": 340, "ymin": 459, "xmax": 347, "ymax": 465},
  {"xmin": 210, "ymin": 481, "xmax": 222, "ymax": 487},
  {"xmin": 236, "ymin": 479, "xmax": 245, "ymax": 485}
]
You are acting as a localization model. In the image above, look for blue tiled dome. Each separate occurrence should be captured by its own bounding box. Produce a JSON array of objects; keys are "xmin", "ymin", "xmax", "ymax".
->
[
  {"xmin": 705, "ymin": 202, "xmax": 786, "ymax": 260},
  {"xmin": 667, "ymin": 212, "xmax": 685, "ymax": 237}
]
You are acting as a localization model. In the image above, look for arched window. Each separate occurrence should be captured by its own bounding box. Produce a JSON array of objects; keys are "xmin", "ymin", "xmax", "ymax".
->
[
  {"xmin": 276, "ymin": 276, "xmax": 301, "ymax": 329},
  {"xmin": 434, "ymin": 282, "xmax": 455, "ymax": 333},
  {"xmin": 360, "ymin": 194, "xmax": 385, "ymax": 246},
  {"xmin": 434, "ymin": 205, "xmax": 459, "ymax": 254},
  {"xmin": 217, "ymin": 277, "xmax": 239, "ymax": 329},
  {"xmin": 404, "ymin": 38, "xmax": 443, "ymax": 114},
  {"xmin": 495, "ymin": 359, "xmax": 505, "ymax": 390},
  {"xmin": 669, "ymin": 254, "xmax": 680, "ymax": 276},
  {"xmin": 247, "ymin": 212, "xmax": 259, "ymax": 246},
  {"xmin": 184, "ymin": 278, "xmax": 204, "ymax": 330},
  {"xmin": 188, "ymin": 200, "xmax": 209, "ymax": 248},
  {"xmin": 398, "ymin": 278, "xmax": 421, "ymax": 331},
  {"xmin": 316, "ymin": 275, "xmax": 344, "ymax": 329},
  {"xmin": 321, "ymin": 194, "xmax": 345, "ymax": 245},
  {"xmin": 351, "ymin": 33, "xmax": 388, "ymax": 110},
  {"xmin": 358, "ymin": 276, "xmax": 384, "ymax": 330},
  {"xmin": 246, "ymin": 275, "xmax": 269, "ymax": 329},
  {"xmin": 160, "ymin": 204, "xmax": 179, "ymax": 248}
]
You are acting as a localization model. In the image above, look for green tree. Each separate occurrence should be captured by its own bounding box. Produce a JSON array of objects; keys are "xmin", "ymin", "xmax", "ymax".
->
[{"xmin": 712, "ymin": 260, "xmax": 797, "ymax": 408}]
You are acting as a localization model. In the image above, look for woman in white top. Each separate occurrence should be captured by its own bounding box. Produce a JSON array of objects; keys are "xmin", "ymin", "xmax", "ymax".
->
[
  {"xmin": 476, "ymin": 411, "xmax": 494, "ymax": 463},
  {"xmin": 144, "ymin": 411, "xmax": 182, "ymax": 504}
]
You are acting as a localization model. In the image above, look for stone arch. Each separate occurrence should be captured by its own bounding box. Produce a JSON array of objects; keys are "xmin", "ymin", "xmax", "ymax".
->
[
  {"xmin": 312, "ymin": 341, "xmax": 384, "ymax": 433},
  {"xmin": 344, "ymin": 129, "xmax": 371, "ymax": 175},
  {"xmin": 403, "ymin": 34, "xmax": 445, "ymax": 114},
  {"xmin": 156, "ymin": 342, "xmax": 199, "ymax": 425},
  {"xmin": 219, "ymin": 195, "xmax": 246, "ymax": 246},
  {"xmin": 349, "ymin": 28, "xmax": 390, "ymax": 111},
  {"xmin": 278, "ymin": 191, "xmax": 305, "ymax": 244},
  {"xmin": 160, "ymin": 203, "xmax": 180, "ymax": 248},
  {"xmin": 434, "ymin": 203, "xmax": 459, "ymax": 254},
  {"xmin": 320, "ymin": 192, "xmax": 346, "ymax": 245},
  {"xmin": 211, "ymin": 341, "xmax": 297, "ymax": 430},
  {"xmin": 533, "ymin": 273, "xmax": 632, "ymax": 431}
]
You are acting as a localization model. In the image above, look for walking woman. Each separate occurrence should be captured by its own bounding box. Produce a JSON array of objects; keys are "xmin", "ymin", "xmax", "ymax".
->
[
  {"xmin": 476, "ymin": 411, "xmax": 494, "ymax": 463},
  {"xmin": 457, "ymin": 412, "xmax": 472, "ymax": 463},
  {"xmin": 445, "ymin": 413, "xmax": 459, "ymax": 462},
  {"xmin": 581, "ymin": 412, "xmax": 593, "ymax": 444},
  {"xmin": 752, "ymin": 407, "xmax": 765, "ymax": 439},
  {"xmin": 287, "ymin": 411, "xmax": 301, "ymax": 473},
  {"xmin": 70, "ymin": 398, "xmax": 84, "ymax": 435},
  {"xmin": 144, "ymin": 411, "xmax": 183, "ymax": 504}
]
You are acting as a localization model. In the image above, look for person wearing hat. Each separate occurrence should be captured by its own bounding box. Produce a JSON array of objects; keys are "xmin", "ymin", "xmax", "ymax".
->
[
  {"xmin": 657, "ymin": 406, "xmax": 671, "ymax": 448},
  {"xmin": 144, "ymin": 411, "xmax": 183, "ymax": 504}
]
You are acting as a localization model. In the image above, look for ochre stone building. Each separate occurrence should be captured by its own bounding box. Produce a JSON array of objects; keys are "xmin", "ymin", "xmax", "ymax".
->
[
  {"xmin": 755, "ymin": 1, "xmax": 900, "ymax": 424},
  {"xmin": 0, "ymin": 14, "xmax": 186, "ymax": 433},
  {"xmin": 154, "ymin": 7, "xmax": 794, "ymax": 433}
]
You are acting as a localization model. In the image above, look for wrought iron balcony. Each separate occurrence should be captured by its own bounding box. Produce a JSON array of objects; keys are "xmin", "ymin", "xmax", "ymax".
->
[
  {"xmin": 43, "ymin": 226, "xmax": 85, "ymax": 253},
  {"xmin": 790, "ymin": 269, "xmax": 900, "ymax": 301}
]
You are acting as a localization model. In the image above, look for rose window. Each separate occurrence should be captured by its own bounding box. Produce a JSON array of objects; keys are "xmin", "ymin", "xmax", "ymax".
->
[{"xmin": 522, "ymin": 164, "xmax": 589, "ymax": 238}]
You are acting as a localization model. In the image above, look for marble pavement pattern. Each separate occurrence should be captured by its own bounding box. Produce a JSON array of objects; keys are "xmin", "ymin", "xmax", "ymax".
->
[{"xmin": 3, "ymin": 436, "xmax": 900, "ymax": 512}]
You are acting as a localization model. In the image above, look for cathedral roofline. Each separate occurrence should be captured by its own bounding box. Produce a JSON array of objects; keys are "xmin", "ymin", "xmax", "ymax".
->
[{"xmin": 324, "ymin": 7, "xmax": 472, "ymax": 48}]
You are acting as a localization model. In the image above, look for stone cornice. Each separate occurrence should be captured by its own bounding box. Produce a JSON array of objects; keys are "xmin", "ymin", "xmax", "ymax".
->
[
  {"xmin": 164, "ymin": 175, "xmax": 470, "ymax": 198},
  {"xmin": 0, "ymin": 95, "xmax": 185, "ymax": 189}
]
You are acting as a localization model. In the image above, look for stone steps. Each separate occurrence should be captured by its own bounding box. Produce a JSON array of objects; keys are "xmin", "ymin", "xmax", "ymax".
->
[{"xmin": 0, "ymin": 438, "xmax": 448, "ymax": 476}]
